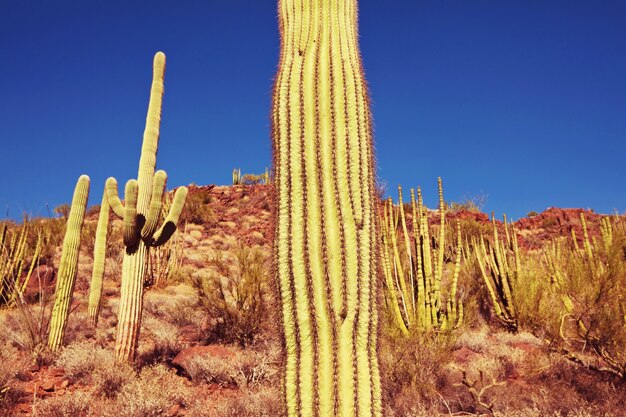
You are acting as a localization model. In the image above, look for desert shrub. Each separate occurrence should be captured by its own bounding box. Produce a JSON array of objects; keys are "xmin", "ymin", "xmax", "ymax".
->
[
  {"xmin": 53, "ymin": 203, "xmax": 71, "ymax": 219},
  {"xmin": 107, "ymin": 364, "xmax": 189, "ymax": 417},
  {"xmin": 0, "ymin": 345, "xmax": 29, "ymax": 415},
  {"xmin": 55, "ymin": 341, "xmax": 135, "ymax": 393},
  {"xmin": 193, "ymin": 245, "xmax": 271, "ymax": 346},
  {"xmin": 185, "ymin": 346, "xmax": 279, "ymax": 388},
  {"xmin": 380, "ymin": 332, "xmax": 457, "ymax": 415},
  {"xmin": 449, "ymin": 193, "xmax": 487, "ymax": 213},
  {"xmin": 56, "ymin": 341, "xmax": 111, "ymax": 378},
  {"xmin": 137, "ymin": 316, "xmax": 182, "ymax": 366},
  {"xmin": 197, "ymin": 388, "xmax": 283, "ymax": 417},
  {"xmin": 32, "ymin": 391, "xmax": 92, "ymax": 417},
  {"xmin": 180, "ymin": 188, "xmax": 215, "ymax": 225},
  {"xmin": 1, "ymin": 300, "xmax": 51, "ymax": 360}
]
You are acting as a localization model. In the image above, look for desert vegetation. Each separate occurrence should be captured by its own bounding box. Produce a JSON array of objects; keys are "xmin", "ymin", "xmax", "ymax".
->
[
  {"xmin": 2, "ymin": 1, "xmax": 625, "ymax": 417},
  {"xmin": 2, "ymin": 175, "xmax": 625, "ymax": 416}
]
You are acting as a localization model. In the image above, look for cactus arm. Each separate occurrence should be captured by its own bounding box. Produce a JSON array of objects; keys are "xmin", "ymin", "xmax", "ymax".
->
[
  {"xmin": 449, "ymin": 221, "xmax": 462, "ymax": 326},
  {"xmin": 380, "ymin": 211, "xmax": 409, "ymax": 336},
  {"xmin": 151, "ymin": 186, "xmax": 188, "ymax": 247},
  {"xmin": 105, "ymin": 177, "xmax": 125, "ymax": 219},
  {"xmin": 141, "ymin": 170, "xmax": 167, "ymax": 240},
  {"xmin": 435, "ymin": 177, "xmax": 445, "ymax": 296},
  {"xmin": 136, "ymin": 52, "xmax": 165, "ymax": 216},
  {"xmin": 16, "ymin": 232, "xmax": 43, "ymax": 299},
  {"xmin": 88, "ymin": 190, "xmax": 110, "ymax": 327},
  {"xmin": 123, "ymin": 180, "xmax": 139, "ymax": 247},
  {"xmin": 388, "ymin": 198, "xmax": 412, "ymax": 324},
  {"xmin": 48, "ymin": 175, "xmax": 90, "ymax": 351}
]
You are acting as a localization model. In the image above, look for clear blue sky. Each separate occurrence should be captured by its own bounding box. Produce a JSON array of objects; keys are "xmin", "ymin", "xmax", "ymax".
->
[{"xmin": 1, "ymin": 1, "xmax": 625, "ymax": 220}]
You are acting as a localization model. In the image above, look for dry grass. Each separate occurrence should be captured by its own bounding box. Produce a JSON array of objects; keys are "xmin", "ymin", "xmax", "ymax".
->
[
  {"xmin": 187, "ymin": 387, "xmax": 283, "ymax": 417},
  {"xmin": 183, "ymin": 345, "xmax": 280, "ymax": 389}
]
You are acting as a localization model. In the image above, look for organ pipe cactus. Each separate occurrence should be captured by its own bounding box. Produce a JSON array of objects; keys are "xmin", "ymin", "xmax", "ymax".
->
[
  {"xmin": 271, "ymin": 0, "xmax": 381, "ymax": 415},
  {"xmin": 473, "ymin": 216, "xmax": 518, "ymax": 332},
  {"xmin": 99, "ymin": 52, "xmax": 188, "ymax": 362},
  {"xmin": 0, "ymin": 221, "xmax": 42, "ymax": 306},
  {"xmin": 380, "ymin": 180, "xmax": 463, "ymax": 334},
  {"xmin": 48, "ymin": 175, "xmax": 90, "ymax": 351}
]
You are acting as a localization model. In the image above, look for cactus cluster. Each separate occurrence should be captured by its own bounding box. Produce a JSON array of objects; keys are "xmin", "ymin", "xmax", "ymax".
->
[
  {"xmin": 0, "ymin": 220, "xmax": 42, "ymax": 306},
  {"xmin": 472, "ymin": 215, "xmax": 519, "ymax": 331},
  {"xmin": 232, "ymin": 168, "xmax": 242, "ymax": 185},
  {"xmin": 381, "ymin": 178, "xmax": 463, "ymax": 335},
  {"xmin": 48, "ymin": 175, "xmax": 90, "ymax": 351},
  {"xmin": 271, "ymin": 0, "xmax": 381, "ymax": 415}
]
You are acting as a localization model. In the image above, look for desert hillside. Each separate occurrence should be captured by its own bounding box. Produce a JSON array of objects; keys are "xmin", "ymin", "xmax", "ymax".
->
[{"xmin": 1, "ymin": 183, "xmax": 625, "ymax": 417}]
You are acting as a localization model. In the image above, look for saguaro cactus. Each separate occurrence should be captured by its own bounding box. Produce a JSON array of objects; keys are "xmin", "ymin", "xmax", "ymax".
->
[
  {"xmin": 48, "ymin": 175, "xmax": 90, "ymax": 351},
  {"xmin": 87, "ymin": 190, "xmax": 109, "ymax": 326},
  {"xmin": 103, "ymin": 52, "xmax": 188, "ymax": 362},
  {"xmin": 272, "ymin": 1, "xmax": 381, "ymax": 416}
]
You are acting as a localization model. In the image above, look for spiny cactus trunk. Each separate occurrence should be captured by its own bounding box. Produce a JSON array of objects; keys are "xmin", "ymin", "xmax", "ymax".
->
[
  {"xmin": 115, "ymin": 241, "xmax": 148, "ymax": 361},
  {"xmin": 272, "ymin": 1, "xmax": 381, "ymax": 416},
  {"xmin": 88, "ymin": 191, "xmax": 109, "ymax": 326},
  {"xmin": 48, "ymin": 175, "xmax": 90, "ymax": 351}
]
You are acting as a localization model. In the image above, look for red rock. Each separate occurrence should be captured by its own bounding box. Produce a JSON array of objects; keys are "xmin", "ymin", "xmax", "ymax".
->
[
  {"xmin": 16, "ymin": 403, "xmax": 32, "ymax": 413},
  {"xmin": 48, "ymin": 367, "xmax": 65, "ymax": 377},
  {"xmin": 167, "ymin": 404, "xmax": 182, "ymax": 416},
  {"xmin": 41, "ymin": 380, "xmax": 56, "ymax": 392},
  {"xmin": 55, "ymin": 379, "xmax": 69, "ymax": 390},
  {"xmin": 23, "ymin": 265, "xmax": 55, "ymax": 302}
]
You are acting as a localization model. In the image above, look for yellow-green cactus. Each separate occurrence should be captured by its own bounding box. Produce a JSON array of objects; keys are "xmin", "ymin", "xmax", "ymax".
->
[
  {"xmin": 48, "ymin": 175, "xmax": 90, "ymax": 351},
  {"xmin": 473, "ymin": 216, "xmax": 518, "ymax": 331},
  {"xmin": 271, "ymin": 0, "xmax": 381, "ymax": 415},
  {"xmin": 381, "ymin": 180, "xmax": 463, "ymax": 333},
  {"xmin": 101, "ymin": 52, "xmax": 188, "ymax": 362},
  {"xmin": 232, "ymin": 168, "xmax": 242, "ymax": 185},
  {"xmin": 87, "ymin": 190, "xmax": 110, "ymax": 326},
  {"xmin": 0, "ymin": 221, "xmax": 42, "ymax": 306}
]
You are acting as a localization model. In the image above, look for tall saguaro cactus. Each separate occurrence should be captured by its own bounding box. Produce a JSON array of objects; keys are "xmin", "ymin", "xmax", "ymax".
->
[
  {"xmin": 272, "ymin": 1, "xmax": 381, "ymax": 416},
  {"xmin": 103, "ymin": 52, "xmax": 188, "ymax": 362},
  {"xmin": 87, "ymin": 190, "xmax": 109, "ymax": 326},
  {"xmin": 48, "ymin": 175, "xmax": 90, "ymax": 351}
]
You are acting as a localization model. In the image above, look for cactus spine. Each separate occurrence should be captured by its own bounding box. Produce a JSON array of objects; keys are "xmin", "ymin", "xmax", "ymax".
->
[
  {"xmin": 103, "ymin": 52, "xmax": 188, "ymax": 362},
  {"xmin": 48, "ymin": 175, "xmax": 90, "ymax": 351},
  {"xmin": 87, "ymin": 190, "xmax": 110, "ymax": 326},
  {"xmin": 272, "ymin": 0, "xmax": 381, "ymax": 415}
]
